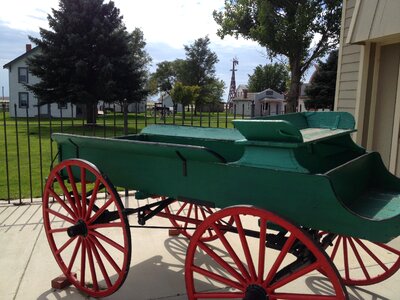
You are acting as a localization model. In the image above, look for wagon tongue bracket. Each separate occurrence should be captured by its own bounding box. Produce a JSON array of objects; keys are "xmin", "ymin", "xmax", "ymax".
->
[{"xmin": 90, "ymin": 197, "xmax": 175, "ymax": 225}]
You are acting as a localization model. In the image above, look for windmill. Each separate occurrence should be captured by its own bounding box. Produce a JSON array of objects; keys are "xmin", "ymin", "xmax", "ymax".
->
[{"xmin": 227, "ymin": 57, "xmax": 239, "ymax": 106}]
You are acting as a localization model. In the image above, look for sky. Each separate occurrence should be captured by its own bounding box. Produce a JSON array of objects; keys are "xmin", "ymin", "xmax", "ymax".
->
[{"xmin": 0, "ymin": 0, "xmax": 305, "ymax": 100}]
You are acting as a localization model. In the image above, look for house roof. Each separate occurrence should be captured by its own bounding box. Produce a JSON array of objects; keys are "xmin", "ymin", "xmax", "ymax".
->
[{"xmin": 3, "ymin": 46, "xmax": 39, "ymax": 69}]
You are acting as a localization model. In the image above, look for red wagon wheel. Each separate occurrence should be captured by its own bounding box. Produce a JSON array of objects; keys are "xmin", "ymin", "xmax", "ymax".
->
[
  {"xmin": 185, "ymin": 206, "xmax": 348, "ymax": 299},
  {"xmin": 320, "ymin": 232, "xmax": 400, "ymax": 286},
  {"xmin": 164, "ymin": 200, "xmax": 233, "ymax": 242},
  {"xmin": 43, "ymin": 159, "xmax": 131, "ymax": 298}
]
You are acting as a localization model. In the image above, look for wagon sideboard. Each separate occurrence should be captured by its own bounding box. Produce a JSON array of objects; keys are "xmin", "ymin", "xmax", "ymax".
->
[{"xmin": 52, "ymin": 112, "xmax": 400, "ymax": 243}]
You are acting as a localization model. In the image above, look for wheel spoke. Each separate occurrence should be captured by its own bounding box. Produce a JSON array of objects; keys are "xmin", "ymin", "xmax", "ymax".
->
[
  {"xmin": 211, "ymin": 222, "xmax": 251, "ymax": 281},
  {"xmin": 66, "ymin": 166, "xmax": 81, "ymax": 216},
  {"xmin": 329, "ymin": 236, "xmax": 341, "ymax": 260},
  {"xmin": 373, "ymin": 242, "xmax": 400, "ymax": 255},
  {"xmin": 89, "ymin": 235, "xmax": 122, "ymax": 274},
  {"xmin": 55, "ymin": 173, "xmax": 80, "ymax": 217},
  {"xmin": 348, "ymin": 237, "xmax": 370, "ymax": 280},
  {"xmin": 85, "ymin": 179, "xmax": 101, "ymax": 220},
  {"xmin": 176, "ymin": 202, "xmax": 188, "ymax": 216},
  {"xmin": 91, "ymin": 230, "xmax": 125, "ymax": 253},
  {"xmin": 343, "ymin": 238, "xmax": 350, "ymax": 280},
  {"xmin": 80, "ymin": 239, "xmax": 86, "ymax": 286},
  {"xmin": 46, "ymin": 208, "xmax": 75, "ymax": 224},
  {"xmin": 269, "ymin": 262, "xmax": 319, "ymax": 290},
  {"xmin": 354, "ymin": 238, "xmax": 389, "ymax": 271},
  {"xmin": 48, "ymin": 227, "xmax": 69, "ymax": 234},
  {"xmin": 67, "ymin": 237, "xmax": 82, "ymax": 273},
  {"xmin": 88, "ymin": 197, "xmax": 115, "ymax": 224},
  {"xmin": 192, "ymin": 265, "xmax": 244, "ymax": 291},
  {"xmin": 257, "ymin": 217, "xmax": 267, "ymax": 283},
  {"xmin": 48, "ymin": 189, "xmax": 77, "ymax": 219},
  {"xmin": 264, "ymin": 234, "xmax": 296, "ymax": 286},
  {"xmin": 183, "ymin": 203, "xmax": 193, "ymax": 230},
  {"xmin": 87, "ymin": 238, "xmax": 112, "ymax": 288},
  {"xmin": 197, "ymin": 240, "xmax": 247, "ymax": 284},
  {"xmin": 86, "ymin": 239, "xmax": 99, "ymax": 291},
  {"xmin": 193, "ymin": 292, "xmax": 244, "ymax": 298},
  {"xmin": 55, "ymin": 236, "xmax": 77, "ymax": 255},
  {"xmin": 89, "ymin": 222, "xmax": 123, "ymax": 230},
  {"xmin": 233, "ymin": 215, "xmax": 255, "ymax": 281},
  {"xmin": 270, "ymin": 293, "xmax": 338, "ymax": 300},
  {"xmin": 80, "ymin": 167, "xmax": 87, "ymax": 219}
]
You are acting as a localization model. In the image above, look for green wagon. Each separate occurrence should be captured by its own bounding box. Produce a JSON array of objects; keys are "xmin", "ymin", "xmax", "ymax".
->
[{"xmin": 43, "ymin": 112, "xmax": 400, "ymax": 299}]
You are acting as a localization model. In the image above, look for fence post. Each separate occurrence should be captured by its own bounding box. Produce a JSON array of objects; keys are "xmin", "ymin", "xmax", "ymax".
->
[
  {"xmin": 37, "ymin": 105, "xmax": 44, "ymax": 198},
  {"xmin": 71, "ymin": 104, "xmax": 75, "ymax": 134},
  {"xmin": 251, "ymin": 102, "xmax": 255, "ymax": 118},
  {"xmin": 242, "ymin": 103, "xmax": 245, "ymax": 119},
  {"xmin": 144, "ymin": 103, "xmax": 147, "ymax": 127},
  {"xmin": 199, "ymin": 105, "xmax": 203, "ymax": 127},
  {"xmin": 135, "ymin": 102, "xmax": 138, "ymax": 133},
  {"xmin": 113, "ymin": 103, "xmax": 117, "ymax": 136},
  {"xmin": 217, "ymin": 106, "xmax": 220, "ymax": 128},
  {"xmin": 14, "ymin": 104, "xmax": 22, "ymax": 204},
  {"xmin": 49, "ymin": 104, "xmax": 55, "ymax": 166},
  {"xmin": 2, "ymin": 103, "xmax": 10, "ymax": 203},
  {"xmin": 208, "ymin": 105, "xmax": 211, "ymax": 127},
  {"xmin": 26, "ymin": 107, "xmax": 33, "ymax": 202},
  {"xmin": 182, "ymin": 105, "xmax": 185, "ymax": 125},
  {"xmin": 123, "ymin": 100, "xmax": 128, "ymax": 135},
  {"xmin": 225, "ymin": 103, "xmax": 228, "ymax": 128}
]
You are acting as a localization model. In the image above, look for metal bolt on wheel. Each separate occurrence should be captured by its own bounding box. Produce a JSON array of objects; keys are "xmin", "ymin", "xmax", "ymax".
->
[
  {"xmin": 185, "ymin": 206, "xmax": 348, "ymax": 299},
  {"xmin": 43, "ymin": 159, "xmax": 131, "ymax": 298}
]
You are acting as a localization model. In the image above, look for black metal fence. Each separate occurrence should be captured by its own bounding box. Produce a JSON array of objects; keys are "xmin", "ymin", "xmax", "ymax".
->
[{"xmin": 0, "ymin": 101, "xmax": 272, "ymax": 204}]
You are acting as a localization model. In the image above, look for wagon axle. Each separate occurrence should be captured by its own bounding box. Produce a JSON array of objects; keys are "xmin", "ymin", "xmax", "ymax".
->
[
  {"xmin": 67, "ymin": 219, "xmax": 87, "ymax": 237},
  {"xmin": 243, "ymin": 284, "xmax": 268, "ymax": 300}
]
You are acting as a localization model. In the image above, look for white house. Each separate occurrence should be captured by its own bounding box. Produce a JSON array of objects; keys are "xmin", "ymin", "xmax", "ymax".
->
[
  {"xmin": 232, "ymin": 85, "xmax": 285, "ymax": 117},
  {"xmin": 158, "ymin": 94, "xmax": 183, "ymax": 113},
  {"xmin": 3, "ymin": 44, "xmax": 78, "ymax": 118}
]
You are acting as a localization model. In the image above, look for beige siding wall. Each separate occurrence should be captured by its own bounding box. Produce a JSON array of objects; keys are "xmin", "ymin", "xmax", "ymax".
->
[{"xmin": 335, "ymin": 0, "xmax": 362, "ymax": 116}]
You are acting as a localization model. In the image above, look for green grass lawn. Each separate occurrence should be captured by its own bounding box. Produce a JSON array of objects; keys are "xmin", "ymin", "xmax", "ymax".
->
[{"xmin": 0, "ymin": 110, "xmax": 238, "ymax": 201}]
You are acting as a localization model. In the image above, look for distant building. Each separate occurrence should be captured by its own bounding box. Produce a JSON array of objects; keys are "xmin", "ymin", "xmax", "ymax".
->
[
  {"xmin": 159, "ymin": 94, "xmax": 183, "ymax": 113},
  {"xmin": 232, "ymin": 85, "xmax": 285, "ymax": 117},
  {"xmin": 3, "ymin": 44, "xmax": 78, "ymax": 118}
]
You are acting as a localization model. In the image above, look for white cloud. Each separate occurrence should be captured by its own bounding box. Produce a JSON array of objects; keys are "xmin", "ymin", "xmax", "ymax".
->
[
  {"xmin": 1, "ymin": 0, "xmax": 259, "ymax": 49},
  {"xmin": 0, "ymin": 0, "xmax": 269, "ymax": 97}
]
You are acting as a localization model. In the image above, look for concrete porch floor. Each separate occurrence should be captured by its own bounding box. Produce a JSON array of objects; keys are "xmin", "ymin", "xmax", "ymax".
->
[{"xmin": 0, "ymin": 197, "xmax": 399, "ymax": 300}]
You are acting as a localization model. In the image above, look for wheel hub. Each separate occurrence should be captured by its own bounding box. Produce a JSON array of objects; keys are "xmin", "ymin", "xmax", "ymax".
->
[
  {"xmin": 243, "ymin": 284, "xmax": 268, "ymax": 300},
  {"xmin": 67, "ymin": 219, "xmax": 88, "ymax": 237}
]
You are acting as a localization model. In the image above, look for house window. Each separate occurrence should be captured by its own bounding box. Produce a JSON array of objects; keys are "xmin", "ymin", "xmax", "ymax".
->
[
  {"xmin": 58, "ymin": 102, "xmax": 68, "ymax": 109},
  {"xmin": 18, "ymin": 92, "xmax": 29, "ymax": 108},
  {"xmin": 18, "ymin": 67, "xmax": 29, "ymax": 83}
]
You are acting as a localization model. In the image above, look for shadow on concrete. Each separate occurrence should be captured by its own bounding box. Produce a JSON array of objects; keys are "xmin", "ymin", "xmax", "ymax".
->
[{"xmin": 306, "ymin": 276, "xmax": 390, "ymax": 300}]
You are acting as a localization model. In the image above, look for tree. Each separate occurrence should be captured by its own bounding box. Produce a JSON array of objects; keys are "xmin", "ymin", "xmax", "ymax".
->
[
  {"xmin": 213, "ymin": 0, "xmax": 342, "ymax": 112},
  {"xmin": 182, "ymin": 36, "xmax": 223, "ymax": 109},
  {"xmin": 150, "ymin": 37, "xmax": 224, "ymax": 111},
  {"xmin": 305, "ymin": 49, "xmax": 338, "ymax": 109},
  {"xmin": 148, "ymin": 59, "xmax": 185, "ymax": 96},
  {"xmin": 114, "ymin": 28, "xmax": 151, "ymax": 113},
  {"xmin": 27, "ymin": 0, "xmax": 150, "ymax": 123},
  {"xmin": 170, "ymin": 82, "xmax": 200, "ymax": 119},
  {"xmin": 247, "ymin": 63, "xmax": 289, "ymax": 93}
]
